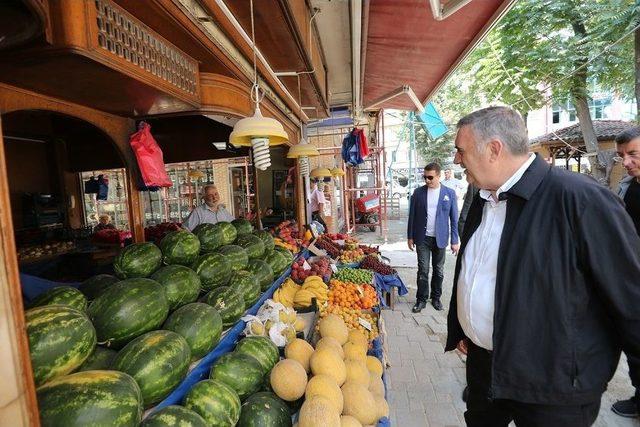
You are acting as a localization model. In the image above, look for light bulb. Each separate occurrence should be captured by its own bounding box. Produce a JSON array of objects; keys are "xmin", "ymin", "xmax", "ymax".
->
[
  {"xmin": 251, "ymin": 137, "xmax": 271, "ymax": 170},
  {"xmin": 299, "ymin": 156, "xmax": 310, "ymax": 176}
]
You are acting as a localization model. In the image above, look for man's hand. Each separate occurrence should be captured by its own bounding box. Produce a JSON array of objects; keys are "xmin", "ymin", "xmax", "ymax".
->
[
  {"xmin": 451, "ymin": 243, "xmax": 460, "ymax": 255},
  {"xmin": 407, "ymin": 239, "xmax": 414, "ymax": 251},
  {"xmin": 457, "ymin": 339, "xmax": 469, "ymax": 355}
]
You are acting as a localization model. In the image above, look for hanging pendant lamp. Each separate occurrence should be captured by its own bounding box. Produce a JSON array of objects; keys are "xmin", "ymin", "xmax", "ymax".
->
[{"xmin": 287, "ymin": 140, "xmax": 319, "ymax": 177}]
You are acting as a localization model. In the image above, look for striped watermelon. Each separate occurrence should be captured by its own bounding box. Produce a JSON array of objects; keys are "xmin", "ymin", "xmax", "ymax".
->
[
  {"xmin": 192, "ymin": 252, "xmax": 232, "ymax": 291},
  {"xmin": 238, "ymin": 392, "xmax": 292, "ymax": 427},
  {"xmin": 228, "ymin": 271, "xmax": 260, "ymax": 309},
  {"xmin": 112, "ymin": 330, "xmax": 191, "ymax": 407},
  {"xmin": 163, "ymin": 303, "xmax": 222, "ymax": 361},
  {"xmin": 183, "ymin": 379, "xmax": 240, "ymax": 427},
  {"xmin": 203, "ymin": 287, "xmax": 245, "ymax": 328},
  {"xmin": 194, "ymin": 223, "xmax": 224, "ymax": 253},
  {"xmin": 232, "ymin": 218, "xmax": 254, "ymax": 235},
  {"xmin": 151, "ymin": 265, "xmax": 201, "ymax": 310},
  {"xmin": 274, "ymin": 246, "xmax": 294, "ymax": 265},
  {"xmin": 252, "ymin": 230, "xmax": 275, "ymax": 253},
  {"xmin": 114, "ymin": 242, "xmax": 162, "ymax": 279},
  {"xmin": 246, "ymin": 259, "xmax": 274, "ymax": 291},
  {"xmin": 78, "ymin": 346, "xmax": 117, "ymax": 371},
  {"xmin": 217, "ymin": 245, "xmax": 249, "ymax": 271},
  {"xmin": 28, "ymin": 286, "xmax": 87, "ymax": 312},
  {"xmin": 78, "ymin": 274, "xmax": 119, "ymax": 301},
  {"xmin": 36, "ymin": 370, "xmax": 143, "ymax": 427},
  {"xmin": 234, "ymin": 336, "xmax": 280, "ymax": 375},
  {"xmin": 26, "ymin": 305, "xmax": 96, "ymax": 385},
  {"xmin": 235, "ymin": 234, "xmax": 265, "ymax": 259},
  {"xmin": 142, "ymin": 405, "xmax": 207, "ymax": 427},
  {"xmin": 87, "ymin": 278, "xmax": 169, "ymax": 349},
  {"xmin": 212, "ymin": 221, "xmax": 237, "ymax": 246},
  {"xmin": 209, "ymin": 353, "xmax": 264, "ymax": 400},
  {"xmin": 160, "ymin": 230, "xmax": 201, "ymax": 266},
  {"xmin": 263, "ymin": 250, "xmax": 288, "ymax": 277}
]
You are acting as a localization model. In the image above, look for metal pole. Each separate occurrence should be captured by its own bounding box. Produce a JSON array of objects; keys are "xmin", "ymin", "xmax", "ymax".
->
[{"xmin": 409, "ymin": 112, "xmax": 415, "ymax": 194}]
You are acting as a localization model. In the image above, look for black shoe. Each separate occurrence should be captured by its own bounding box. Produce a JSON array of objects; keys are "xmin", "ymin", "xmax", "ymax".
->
[
  {"xmin": 612, "ymin": 397, "xmax": 639, "ymax": 418},
  {"xmin": 412, "ymin": 301, "xmax": 427, "ymax": 313},
  {"xmin": 431, "ymin": 299, "xmax": 443, "ymax": 311},
  {"xmin": 462, "ymin": 386, "xmax": 469, "ymax": 403}
]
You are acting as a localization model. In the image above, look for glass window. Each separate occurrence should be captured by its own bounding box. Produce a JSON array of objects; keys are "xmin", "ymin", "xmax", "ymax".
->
[
  {"xmin": 80, "ymin": 169, "xmax": 129, "ymax": 230},
  {"xmin": 552, "ymin": 111, "xmax": 560, "ymax": 124}
]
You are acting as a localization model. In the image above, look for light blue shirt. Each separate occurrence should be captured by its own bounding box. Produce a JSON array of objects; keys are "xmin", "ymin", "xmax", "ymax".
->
[{"xmin": 183, "ymin": 204, "xmax": 234, "ymax": 231}]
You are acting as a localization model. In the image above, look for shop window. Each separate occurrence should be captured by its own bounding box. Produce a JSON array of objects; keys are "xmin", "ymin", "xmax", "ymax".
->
[
  {"xmin": 80, "ymin": 169, "xmax": 129, "ymax": 230},
  {"xmin": 552, "ymin": 103, "xmax": 561, "ymax": 124}
]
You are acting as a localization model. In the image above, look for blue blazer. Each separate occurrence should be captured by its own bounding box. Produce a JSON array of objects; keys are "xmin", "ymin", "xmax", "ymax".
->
[{"xmin": 407, "ymin": 185, "xmax": 459, "ymax": 248}]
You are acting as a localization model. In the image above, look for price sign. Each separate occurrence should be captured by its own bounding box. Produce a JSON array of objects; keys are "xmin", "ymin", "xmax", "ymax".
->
[
  {"xmin": 302, "ymin": 260, "xmax": 311, "ymax": 271},
  {"xmin": 358, "ymin": 317, "xmax": 372, "ymax": 331},
  {"xmin": 330, "ymin": 263, "xmax": 338, "ymax": 273}
]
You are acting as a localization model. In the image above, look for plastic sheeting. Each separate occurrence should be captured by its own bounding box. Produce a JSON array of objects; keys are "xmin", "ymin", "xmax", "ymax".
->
[{"xmin": 20, "ymin": 273, "xmax": 79, "ymax": 302}]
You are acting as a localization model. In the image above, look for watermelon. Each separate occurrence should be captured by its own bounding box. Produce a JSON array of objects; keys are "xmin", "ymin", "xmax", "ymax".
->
[
  {"xmin": 183, "ymin": 379, "xmax": 241, "ymax": 427},
  {"xmin": 36, "ymin": 370, "xmax": 143, "ymax": 427},
  {"xmin": 142, "ymin": 405, "xmax": 208, "ymax": 427},
  {"xmin": 87, "ymin": 278, "xmax": 169, "ymax": 349},
  {"xmin": 160, "ymin": 230, "xmax": 201, "ymax": 266},
  {"xmin": 212, "ymin": 221, "xmax": 237, "ymax": 246},
  {"xmin": 228, "ymin": 271, "xmax": 261, "ymax": 308},
  {"xmin": 235, "ymin": 234, "xmax": 265, "ymax": 259},
  {"xmin": 78, "ymin": 274, "xmax": 119, "ymax": 301},
  {"xmin": 234, "ymin": 336, "xmax": 280, "ymax": 375},
  {"xmin": 191, "ymin": 252, "xmax": 232, "ymax": 291},
  {"xmin": 28, "ymin": 286, "xmax": 87, "ymax": 312},
  {"xmin": 246, "ymin": 259, "xmax": 274, "ymax": 291},
  {"xmin": 194, "ymin": 223, "xmax": 224, "ymax": 253},
  {"xmin": 26, "ymin": 305, "xmax": 96, "ymax": 385},
  {"xmin": 263, "ymin": 251, "xmax": 288, "ymax": 277},
  {"xmin": 232, "ymin": 218, "xmax": 254, "ymax": 235},
  {"xmin": 163, "ymin": 303, "xmax": 222, "ymax": 361},
  {"xmin": 203, "ymin": 287, "xmax": 245, "ymax": 328},
  {"xmin": 112, "ymin": 330, "xmax": 191, "ymax": 407},
  {"xmin": 217, "ymin": 245, "xmax": 249, "ymax": 271},
  {"xmin": 78, "ymin": 346, "xmax": 117, "ymax": 371},
  {"xmin": 253, "ymin": 230, "xmax": 275, "ymax": 253},
  {"xmin": 274, "ymin": 246, "xmax": 294, "ymax": 265},
  {"xmin": 151, "ymin": 265, "xmax": 201, "ymax": 310},
  {"xmin": 114, "ymin": 242, "xmax": 162, "ymax": 279},
  {"xmin": 237, "ymin": 392, "xmax": 292, "ymax": 427},
  {"xmin": 209, "ymin": 353, "xmax": 264, "ymax": 400}
]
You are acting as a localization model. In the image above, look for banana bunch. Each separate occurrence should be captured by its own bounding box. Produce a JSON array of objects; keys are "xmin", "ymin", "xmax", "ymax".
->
[
  {"xmin": 295, "ymin": 275, "xmax": 328, "ymax": 309},
  {"xmin": 273, "ymin": 278, "xmax": 300, "ymax": 307}
]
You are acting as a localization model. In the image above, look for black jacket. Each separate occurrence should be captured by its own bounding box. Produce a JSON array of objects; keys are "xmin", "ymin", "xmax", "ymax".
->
[{"xmin": 446, "ymin": 155, "xmax": 640, "ymax": 405}]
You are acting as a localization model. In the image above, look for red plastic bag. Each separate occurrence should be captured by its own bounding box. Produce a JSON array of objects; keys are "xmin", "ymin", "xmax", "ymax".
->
[{"xmin": 129, "ymin": 122, "xmax": 172, "ymax": 188}]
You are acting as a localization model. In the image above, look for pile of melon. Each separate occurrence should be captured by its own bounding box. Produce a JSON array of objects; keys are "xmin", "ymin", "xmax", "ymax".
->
[{"xmin": 269, "ymin": 314, "xmax": 388, "ymax": 427}]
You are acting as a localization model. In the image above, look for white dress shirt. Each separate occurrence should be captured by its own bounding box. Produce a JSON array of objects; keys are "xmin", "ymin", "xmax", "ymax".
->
[
  {"xmin": 183, "ymin": 204, "xmax": 235, "ymax": 231},
  {"xmin": 457, "ymin": 154, "xmax": 536, "ymax": 350},
  {"xmin": 425, "ymin": 186, "xmax": 441, "ymax": 237}
]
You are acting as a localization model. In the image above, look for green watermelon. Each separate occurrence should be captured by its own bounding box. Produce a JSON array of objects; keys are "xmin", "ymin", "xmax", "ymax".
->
[
  {"xmin": 237, "ymin": 392, "xmax": 292, "ymax": 427},
  {"xmin": 142, "ymin": 405, "xmax": 208, "ymax": 427},
  {"xmin": 160, "ymin": 230, "xmax": 201, "ymax": 266},
  {"xmin": 203, "ymin": 287, "xmax": 245, "ymax": 328},
  {"xmin": 274, "ymin": 246, "xmax": 294, "ymax": 265},
  {"xmin": 112, "ymin": 330, "xmax": 191, "ymax": 407},
  {"xmin": 36, "ymin": 370, "xmax": 143, "ymax": 427},
  {"xmin": 87, "ymin": 278, "xmax": 169, "ymax": 349},
  {"xmin": 263, "ymin": 251, "xmax": 288, "ymax": 277},
  {"xmin": 253, "ymin": 230, "xmax": 275, "ymax": 253},
  {"xmin": 114, "ymin": 242, "xmax": 162, "ymax": 279},
  {"xmin": 232, "ymin": 218, "xmax": 254, "ymax": 235},
  {"xmin": 191, "ymin": 252, "xmax": 232, "ymax": 291},
  {"xmin": 151, "ymin": 265, "xmax": 201, "ymax": 310},
  {"xmin": 194, "ymin": 223, "xmax": 224, "ymax": 253},
  {"xmin": 212, "ymin": 221, "xmax": 237, "ymax": 246},
  {"xmin": 78, "ymin": 346, "xmax": 117, "ymax": 371},
  {"xmin": 163, "ymin": 303, "xmax": 222, "ymax": 361},
  {"xmin": 183, "ymin": 379, "xmax": 240, "ymax": 427},
  {"xmin": 217, "ymin": 245, "xmax": 249, "ymax": 271},
  {"xmin": 26, "ymin": 305, "xmax": 96, "ymax": 386},
  {"xmin": 235, "ymin": 234, "xmax": 265, "ymax": 259},
  {"xmin": 28, "ymin": 286, "xmax": 87, "ymax": 312},
  {"xmin": 246, "ymin": 259, "xmax": 274, "ymax": 291},
  {"xmin": 78, "ymin": 274, "xmax": 119, "ymax": 301},
  {"xmin": 209, "ymin": 353, "xmax": 264, "ymax": 400},
  {"xmin": 229, "ymin": 271, "xmax": 260, "ymax": 308},
  {"xmin": 234, "ymin": 336, "xmax": 280, "ymax": 375}
]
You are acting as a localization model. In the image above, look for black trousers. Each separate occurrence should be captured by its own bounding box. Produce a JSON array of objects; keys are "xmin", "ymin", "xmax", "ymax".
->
[
  {"xmin": 465, "ymin": 342, "xmax": 601, "ymax": 427},
  {"xmin": 415, "ymin": 236, "xmax": 445, "ymax": 302}
]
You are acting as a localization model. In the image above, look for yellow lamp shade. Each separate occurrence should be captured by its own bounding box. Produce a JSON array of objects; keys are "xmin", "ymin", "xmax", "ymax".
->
[
  {"xmin": 188, "ymin": 170, "xmax": 206, "ymax": 180},
  {"xmin": 287, "ymin": 144, "xmax": 320, "ymax": 158},
  {"xmin": 229, "ymin": 107, "xmax": 288, "ymax": 147},
  {"xmin": 330, "ymin": 167, "xmax": 345, "ymax": 177},
  {"xmin": 310, "ymin": 167, "xmax": 332, "ymax": 178}
]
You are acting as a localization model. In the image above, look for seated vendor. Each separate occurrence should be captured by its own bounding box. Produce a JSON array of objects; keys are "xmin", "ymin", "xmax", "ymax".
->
[
  {"xmin": 183, "ymin": 184, "xmax": 234, "ymax": 231},
  {"xmin": 93, "ymin": 214, "xmax": 116, "ymax": 233}
]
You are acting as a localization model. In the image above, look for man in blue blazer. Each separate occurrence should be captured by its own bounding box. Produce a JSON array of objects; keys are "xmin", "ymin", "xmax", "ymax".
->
[{"xmin": 407, "ymin": 163, "xmax": 460, "ymax": 312}]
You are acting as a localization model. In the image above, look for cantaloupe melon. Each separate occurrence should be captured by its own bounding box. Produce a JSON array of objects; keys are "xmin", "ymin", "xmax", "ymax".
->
[
  {"xmin": 340, "ymin": 415, "xmax": 363, "ymax": 427},
  {"xmin": 341, "ymin": 382, "xmax": 377, "ymax": 425},
  {"xmin": 305, "ymin": 374, "xmax": 344, "ymax": 413},
  {"xmin": 270, "ymin": 359, "xmax": 308, "ymax": 401},
  {"xmin": 369, "ymin": 373, "xmax": 385, "ymax": 397},
  {"xmin": 299, "ymin": 395, "xmax": 340, "ymax": 427},
  {"xmin": 316, "ymin": 336, "xmax": 344, "ymax": 358},
  {"xmin": 347, "ymin": 329, "xmax": 368, "ymax": 348},
  {"xmin": 344, "ymin": 360, "xmax": 370, "ymax": 387},
  {"xmin": 343, "ymin": 341, "xmax": 367, "ymax": 362},
  {"xmin": 285, "ymin": 338, "xmax": 314, "ymax": 372},
  {"xmin": 366, "ymin": 355, "xmax": 383, "ymax": 377},
  {"xmin": 310, "ymin": 348, "xmax": 347, "ymax": 386},
  {"xmin": 318, "ymin": 314, "xmax": 348, "ymax": 345}
]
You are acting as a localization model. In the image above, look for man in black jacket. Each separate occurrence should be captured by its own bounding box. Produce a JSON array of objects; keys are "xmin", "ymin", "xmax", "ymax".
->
[{"xmin": 446, "ymin": 106, "xmax": 640, "ymax": 426}]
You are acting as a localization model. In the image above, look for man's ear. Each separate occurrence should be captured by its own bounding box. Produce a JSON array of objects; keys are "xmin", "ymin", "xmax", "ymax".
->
[{"xmin": 487, "ymin": 139, "xmax": 503, "ymax": 161}]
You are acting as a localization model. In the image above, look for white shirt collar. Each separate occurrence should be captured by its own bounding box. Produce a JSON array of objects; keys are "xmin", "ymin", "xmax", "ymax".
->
[{"xmin": 479, "ymin": 153, "xmax": 536, "ymax": 203}]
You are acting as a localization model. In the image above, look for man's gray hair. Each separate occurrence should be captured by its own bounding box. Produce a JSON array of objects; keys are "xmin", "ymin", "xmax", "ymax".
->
[
  {"xmin": 201, "ymin": 184, "xmax": 217, "ymax": 195},
  {"xmin": 457, "ymin": 106, "xmax": 529, "ymax": 155}
]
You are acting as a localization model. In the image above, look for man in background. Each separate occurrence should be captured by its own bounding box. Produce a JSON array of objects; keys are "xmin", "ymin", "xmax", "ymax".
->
[
  {"xmin": 442, "ymin": 167, "xmax": 467, "ymax": 200},
  {"xmin": 183, "ymin": 184, "xmax": 234, "ymax": 231},
  {"xmin": 309, "ymin": 178, "xmax": 328, "ymax": 232}
]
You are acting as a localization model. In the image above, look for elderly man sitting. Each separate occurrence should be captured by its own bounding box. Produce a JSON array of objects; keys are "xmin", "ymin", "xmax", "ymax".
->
[{"xmin": 183, "ymin": 184, "xmax": 234, "ymax": 231}]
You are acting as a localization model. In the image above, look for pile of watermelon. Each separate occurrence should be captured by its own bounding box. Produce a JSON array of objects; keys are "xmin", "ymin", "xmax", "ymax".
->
[{"xmin": 25, "ymin": 221, "xmax": 299, "ymax": 426}]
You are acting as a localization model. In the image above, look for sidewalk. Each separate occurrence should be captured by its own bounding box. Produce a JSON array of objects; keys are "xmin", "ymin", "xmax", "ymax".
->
[{"xmin": 355, "ymin": 218, "xmax": 639, "ymax": 427}]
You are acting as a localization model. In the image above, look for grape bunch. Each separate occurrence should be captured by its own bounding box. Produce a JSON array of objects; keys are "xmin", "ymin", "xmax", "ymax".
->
[
  {"xmin": 359, "ymin": 245, "xmax": 379, "ymax": 255},
  {"xmin": 333, "ymin": 268, "xmax": 373, "ymax": 284},
  {"xmin": 315, "ymin": 237, "xmax": 341, "ymax": 258},
  {"xmin": 360, "ymin": 255, "xmax": 395, "ymax": 275}
]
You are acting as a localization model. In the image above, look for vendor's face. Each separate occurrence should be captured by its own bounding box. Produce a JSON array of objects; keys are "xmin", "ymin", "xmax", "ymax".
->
[
  {"xmin": 203, "ymin": 187, "xmax": 220, "ymax": 207},
  {"xmin": 617, "ymin": 138, "xmax": 640, "ymax": 178}
]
